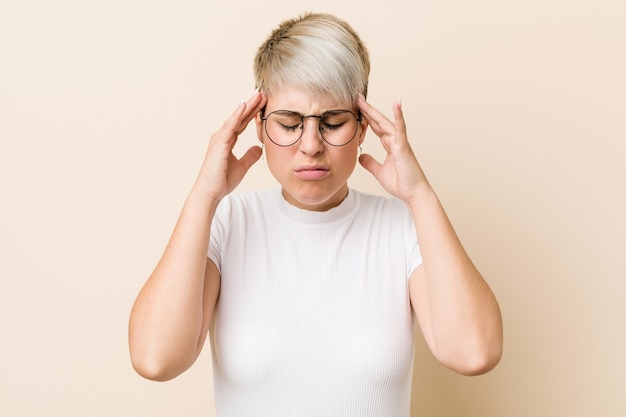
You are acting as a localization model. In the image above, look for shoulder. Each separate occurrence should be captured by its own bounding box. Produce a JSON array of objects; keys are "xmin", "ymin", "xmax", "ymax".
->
[
  {"xmin": 211, "ymin": 189, "xmax": 278, "ymax": 235},
  {"xmin": 216, "ymin": 188, "xmax": 278, "ymax": 215},
  {"xmin": 350, "ymin": 189, "xmax": 416, "ymax": 233},
  {"xmin": 352, "ymin": 189, "xmax": 410, "ymax": 216},
  {"xmin": 211, "ymin": 189, "xmax": 279, "ymax": 243}
]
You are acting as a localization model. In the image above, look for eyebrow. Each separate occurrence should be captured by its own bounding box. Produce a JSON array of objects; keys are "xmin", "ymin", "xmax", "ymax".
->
[{"xmin": 261, "ymin": 108, "xmax": 355, "ymax": 116}]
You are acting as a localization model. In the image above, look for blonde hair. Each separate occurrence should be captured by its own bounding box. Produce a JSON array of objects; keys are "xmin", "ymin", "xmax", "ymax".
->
[{"xmin": 253, "ymin": 12, "xmax": 370, "ymax": 105}]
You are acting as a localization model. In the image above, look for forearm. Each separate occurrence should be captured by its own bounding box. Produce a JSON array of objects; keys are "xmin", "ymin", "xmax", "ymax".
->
[
  {"xmin": 128, "ymin": 185, "xmax": 219, "ymax": 380},
  {"xmin": 409, "ymin": 185, "xmax": 502, "ymax": 374}
]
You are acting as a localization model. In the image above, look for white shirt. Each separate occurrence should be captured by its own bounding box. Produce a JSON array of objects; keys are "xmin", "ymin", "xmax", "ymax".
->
[{"xmin": 208, "ymin": 188, "xmax": 422, "ymax": 417}]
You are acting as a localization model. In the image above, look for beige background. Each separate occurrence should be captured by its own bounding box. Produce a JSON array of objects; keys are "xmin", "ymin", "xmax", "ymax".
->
[{"xmin": 1, "ymin": 0, "xmax": 625, "ymax": 416}]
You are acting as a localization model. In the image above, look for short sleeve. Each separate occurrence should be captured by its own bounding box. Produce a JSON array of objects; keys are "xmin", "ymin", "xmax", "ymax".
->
[
  {"xmin": 208, "ymin": 196, "xmax": 233, "ymax": 273},
  {"xmin": 407, "ymin": 238, "xmax": 422, "ymax": 277},
  {"xmin": 400, "ymin": 201, "xmax": 422, "ymax": 277}
]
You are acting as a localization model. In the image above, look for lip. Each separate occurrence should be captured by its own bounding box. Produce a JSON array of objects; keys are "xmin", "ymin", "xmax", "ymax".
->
[{"xmin": 294, "ymin": 165, "xmax": 330, "ymax": 180}]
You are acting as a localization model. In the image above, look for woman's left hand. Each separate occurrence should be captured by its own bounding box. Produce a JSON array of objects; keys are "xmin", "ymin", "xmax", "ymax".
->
[{"xmin": 357, "ymin": 95, "xmax": 429, "ymax": 205}]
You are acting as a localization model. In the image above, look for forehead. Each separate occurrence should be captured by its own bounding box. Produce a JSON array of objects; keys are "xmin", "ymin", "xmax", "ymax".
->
[{"xmin": 265, "ymin": 84, "xmax": 353, "ymax": 113}]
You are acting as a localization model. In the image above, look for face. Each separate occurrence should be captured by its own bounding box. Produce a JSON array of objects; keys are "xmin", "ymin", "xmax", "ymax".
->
[{"xmin": 256, "ymin": 85, "xmax": 368, "ymax": 212}]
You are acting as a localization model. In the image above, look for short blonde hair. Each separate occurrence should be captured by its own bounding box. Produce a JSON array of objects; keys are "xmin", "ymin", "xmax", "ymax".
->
[{"xmin": 254, "ymin": 12, "xmax": 370, "ymax": 105}]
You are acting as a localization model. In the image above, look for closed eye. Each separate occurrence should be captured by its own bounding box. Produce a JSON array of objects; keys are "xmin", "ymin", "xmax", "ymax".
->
[
  {"xmin": 321, "ymin": 121, "xmax": 346, "ymax": 131},
  {"xmin": 279, "ymin": 122, "xmax": 302, "ymax": 132}
]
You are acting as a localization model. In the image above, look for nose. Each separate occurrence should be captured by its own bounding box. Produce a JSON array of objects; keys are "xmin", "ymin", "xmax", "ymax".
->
[{"xmin": 297, "ymin": 117, "xmax": 324, "ymax": 156}]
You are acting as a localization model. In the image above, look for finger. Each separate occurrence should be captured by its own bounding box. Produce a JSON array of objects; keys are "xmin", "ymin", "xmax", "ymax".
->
[
  {"xmin": 234, "ymin": 90, "xmax": 266, "ymax": 135},
  {"xmin": 391, "ymin": 100, "xmax": 415, "ymax": 154},
  {"xmin": 360, "ymin": 96, "xmax": 413, "ymax": 155},
  {"xmin": 393, "ymin": 100, "xmax": 407, "ymax": 137},
  {"xmin": 357, "ymin": 95, "xmax": 395, "ymax": 137},
  {"xmin": 356, "ymin": 97, "xmax": 393, "ymax": 153},
  {"xmin": 238, "ymin": 145, "xmax": 263, "ymax": 172},
  {"xmin": 223, "ymin": 99, "xmax": 250, "ymax": 135},
  {"xmin": 222, "ymin": 89, "xmax": 264, "ymax": 132},
  {"xmin": 241, "ymin": 90, "xmax": 267, "ymax": 122},
  {"xmin": 358, "ymin": 153, "xmax": 382, "ymax": 177}
]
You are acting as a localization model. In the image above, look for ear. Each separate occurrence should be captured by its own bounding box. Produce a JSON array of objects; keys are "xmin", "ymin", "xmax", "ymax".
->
[
  {"xmin": 255, "ymin": 112, "xmax": 264, "ymax": 144},
  {"xmin": 358, "ymin": 117, "xmax": 368, "ymax": 145}
]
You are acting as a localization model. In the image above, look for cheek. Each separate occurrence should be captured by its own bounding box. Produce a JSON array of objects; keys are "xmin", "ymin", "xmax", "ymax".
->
[
  {"xmin": 333, "ymin": 147, "xmax": 359, "ymax": 173},
  {"xmin": 340, "ymin": 143, "xmax": 360, "ymax": 160},
  {"xmin": 264, "ymin": 147, "xmax": 293, "ymax": 175}
]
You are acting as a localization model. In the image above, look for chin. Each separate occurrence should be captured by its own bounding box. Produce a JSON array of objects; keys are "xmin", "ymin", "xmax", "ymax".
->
[{"xmin": 282, "ymin": 185, "xmax": 347, "ymax": 211}]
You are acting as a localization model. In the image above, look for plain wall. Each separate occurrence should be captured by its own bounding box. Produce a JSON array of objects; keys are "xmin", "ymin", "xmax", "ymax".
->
[{"xmin": 1, "ymin": 0, "xmax": 624, "ymax": 416}]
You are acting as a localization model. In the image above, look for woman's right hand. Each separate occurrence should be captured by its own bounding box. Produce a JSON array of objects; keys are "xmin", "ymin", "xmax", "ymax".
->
[{"xmin": 195, "ymin": 89, "xmax": 267, "ymax": 203}]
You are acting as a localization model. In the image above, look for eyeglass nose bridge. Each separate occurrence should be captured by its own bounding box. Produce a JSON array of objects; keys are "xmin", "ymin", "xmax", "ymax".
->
[{"xmin": 299, "ymin": 114, "xmax": 326, "ymax": 138}]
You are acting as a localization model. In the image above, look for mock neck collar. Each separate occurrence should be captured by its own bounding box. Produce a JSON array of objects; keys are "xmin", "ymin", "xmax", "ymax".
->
[{"xmin": 276, "ymin": 188, "xmax": 358, "ymax": 228}]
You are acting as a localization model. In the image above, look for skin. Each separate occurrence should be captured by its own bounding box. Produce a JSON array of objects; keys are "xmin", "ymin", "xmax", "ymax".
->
[
  {"xmin": 255, "ymin": 86, "xmax": 367, "ymax": 212},
  {"xmin": 128, "ymin": 86, "xmax": 503, "ymax": 381}
]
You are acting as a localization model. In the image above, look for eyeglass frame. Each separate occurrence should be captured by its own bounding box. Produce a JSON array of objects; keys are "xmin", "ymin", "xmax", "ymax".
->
[{"xmin": 259, "ymin": 108, "xmax": 363, "ymax": 147}]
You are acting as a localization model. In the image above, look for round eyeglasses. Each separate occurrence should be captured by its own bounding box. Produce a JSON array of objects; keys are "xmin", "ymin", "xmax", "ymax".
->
[{"xmin": 260, "ymin": 109, "xmax": 362, "ymax": 147}]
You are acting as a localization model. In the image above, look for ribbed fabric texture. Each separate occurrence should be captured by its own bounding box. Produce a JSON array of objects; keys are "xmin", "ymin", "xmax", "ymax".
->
[{"xmin": 208, "ymin": 188, "xmax": 422, "ymax": 417}]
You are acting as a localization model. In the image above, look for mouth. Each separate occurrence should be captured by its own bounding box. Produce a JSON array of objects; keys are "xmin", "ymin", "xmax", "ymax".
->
[{"xmin": 294, "ymin": 165, "xmax": 330, "ymax": 180}]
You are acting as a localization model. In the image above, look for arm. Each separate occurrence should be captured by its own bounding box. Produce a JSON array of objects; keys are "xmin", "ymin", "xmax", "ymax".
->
[
  {"xmin": 357, "ymin": 95, "xmax": 502, "ymax": 375},
  {"xmin": 128, "ymin": 90, "xmax": 267, "ymax": 381},
  {"xmin": 407, "ymin": 191, "xmax": 502, "ymax": 375}
]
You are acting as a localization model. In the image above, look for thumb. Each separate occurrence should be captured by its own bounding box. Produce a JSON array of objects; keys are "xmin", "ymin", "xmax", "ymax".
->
[
  {"xmin": 358, "ymin": 153, "xmax": 381, "ymax": 177},
  {"xmin": 239, "ymin": 145, "xmax": 263, "ymax": 173}
]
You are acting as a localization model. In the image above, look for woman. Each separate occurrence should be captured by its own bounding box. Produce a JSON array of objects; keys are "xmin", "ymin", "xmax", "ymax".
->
[{"xmin": 129, "ymin": 12, "xmax": 502, "ymax": 417}]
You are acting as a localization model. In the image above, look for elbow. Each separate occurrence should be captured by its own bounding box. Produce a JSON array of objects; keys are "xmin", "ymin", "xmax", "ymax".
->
[
  {"xmin": 436, "ymin": 334, "xmax": 503, "ymax": 376},
  {"xmin": 129, "ymin": 342, "xmax": 192, "ymax": 382},
  {"xmin": 446, "ymin": 310, "xmax": 504, "ymax": 376},
  {"xmin": 130, "ymin": 351, "xmax": 178, "ymax": 382},
  {"xmin": 130, "ymin": 361, "xmax": 170, "ymax": 382},
  {"xmin": 452, "ymin": 346, "xmax": 502, "ymax": 376},
  {"xmin": 128, "ymin": 323, "xmax": 195, "ymax": 381}
]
